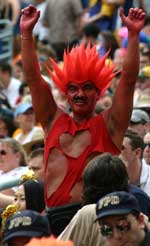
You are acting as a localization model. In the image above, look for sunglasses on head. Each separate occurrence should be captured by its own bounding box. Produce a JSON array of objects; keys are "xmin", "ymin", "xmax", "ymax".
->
[
  {"xmin": 100, "ymin": 220, "xmax": 131, "ymax": 237},
  {"xmin": 0, "ymin": 150, "xmax": 7, "ymax": 155}
]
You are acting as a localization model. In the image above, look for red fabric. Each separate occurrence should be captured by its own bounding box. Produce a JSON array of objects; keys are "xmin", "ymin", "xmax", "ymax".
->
[{"xmin": 44, "ymin": 113, "xmax": 120, "ymax": 207}]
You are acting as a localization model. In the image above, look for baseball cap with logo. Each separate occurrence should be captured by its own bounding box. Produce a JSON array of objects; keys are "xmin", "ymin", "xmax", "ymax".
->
[
  {"xmin": 3, "ymin": 210, "xmax": 51, "ymax": 243},
  {"xmin": 95, "ymin": 191, "xmax": 140, "ymax": 221}
]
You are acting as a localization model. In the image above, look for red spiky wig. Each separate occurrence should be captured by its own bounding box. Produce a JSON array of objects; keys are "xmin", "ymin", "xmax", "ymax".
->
[{"xmin": 46, "ymin": 43, "xmax": 116, "ymax": 96}]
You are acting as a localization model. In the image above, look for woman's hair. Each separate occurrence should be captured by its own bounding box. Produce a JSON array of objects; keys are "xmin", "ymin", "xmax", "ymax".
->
[
  {"xmin": 82, "ymin": 153, "xmax": 129, "ymax": 205},
  {"xmin": 23, "ymin": 180, "xmax": 45, "ymax": 212}
]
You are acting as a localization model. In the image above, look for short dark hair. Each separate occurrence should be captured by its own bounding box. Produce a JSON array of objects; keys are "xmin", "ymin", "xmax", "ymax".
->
[
  {"xmin": 83, "ymin": 23, "xmax": 100, "ymax": 39},
  {"xmin": 28, "ymin": 148, "xmax": 44, "ymax": 160},
  {"xmin": 82, "ymin": 153, "xmax": 129, "ymax": 205},
  {"xmin": 0, "ymin": 62, "xmax": 12, "ymax": 75},
  {"xmin": 125, "ymin": 129, "xmax": 144, "ymax": 151}
]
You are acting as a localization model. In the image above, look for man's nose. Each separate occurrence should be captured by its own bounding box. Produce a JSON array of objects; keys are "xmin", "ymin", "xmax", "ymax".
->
[
  {"xmin": 78, "ymin": 88, "xmax": 85, "ymax": 96},
  {"xmin": 113, "ymin": 227, "xmax": 123, "ymax": 240}
]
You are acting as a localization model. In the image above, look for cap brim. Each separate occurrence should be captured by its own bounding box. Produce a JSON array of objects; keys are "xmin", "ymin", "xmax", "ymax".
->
[
  {"xmin": 95, "ymin": 208, "xmax": 133, "ymax": 221},
  {"xmin": 3, "ymin": 230, "xmax": 46, "ymax": 243},
  {"xmin": 23, "ymin": 139, "xmax": 44, "ymax": 155}
]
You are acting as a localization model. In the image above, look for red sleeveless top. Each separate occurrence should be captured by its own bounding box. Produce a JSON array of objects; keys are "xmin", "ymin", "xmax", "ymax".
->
[{"xmin": 44, "ymin": 112, "xmax": 120, "ymax": 207}]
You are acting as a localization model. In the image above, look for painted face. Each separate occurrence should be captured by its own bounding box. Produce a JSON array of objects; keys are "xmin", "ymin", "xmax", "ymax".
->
[
  {"xmin": 14, "ymin": 185, "xmax": 26, "ymax": 211},
  {"xmin": 98, "ymin": 213, "xmax": 145, "ymax": 246},
  {"xmin": 66, "ymin": 81, "xmax": 99, "ymax": 117}
]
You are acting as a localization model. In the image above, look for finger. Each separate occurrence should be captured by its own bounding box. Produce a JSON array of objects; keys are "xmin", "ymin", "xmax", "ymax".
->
[
  {"xmin": 119, "ymin": 7, "xmax": 127, "ymax": 23},
  {"xmin": 35, "ymin": 10, "xmax": 40, "ymax": 21},
  {"xmin": 119, "ymin": 7, "xmax": 124, "ymax": 18}
]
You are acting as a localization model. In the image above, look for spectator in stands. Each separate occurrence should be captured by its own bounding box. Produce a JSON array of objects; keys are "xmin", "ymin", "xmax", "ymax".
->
[
  {"xmin": 120, "ymin": 129, "xmax": 150, "ymax": 196},
  {"xmin": 0, "ymin": 138, "xmax": 28, "ymax": 196},
  {"xmin": 27, "ymin": 148, "xmax": 44, "ymax": 180},
  {"xmin": 2, "ymin": 210, "xmax": 51, "ymax": 246},
  {"xmin": 58, "ymin": 153, "xmax": 150, "ymax": 245},
  {"xmin": 143, "ymin": 132, "xmax": 150, "ymax": 165},
  {"xmin": 13, "ymin": 102, "xmax": 44, "ymax": 145},
  {"xmin": 95, "ymin": 191, "xmax": 150, "ymax": 246},
  {"xmin": 20, "ymin": 6, "xmax": 145, "ymax": 209},
  {"xmin": 14, "ymin": 179, "xmax": 45, "ymax": 212},
  {"xmin": 129, "ymin": 109, "xmax": 149, "ymax": 138},
  {"xmin": 0, "ymin": 63, "xmax": 21, "ymax": 109}
]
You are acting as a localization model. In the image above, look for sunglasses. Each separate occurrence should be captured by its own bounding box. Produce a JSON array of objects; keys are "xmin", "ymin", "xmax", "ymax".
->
[
  {"xmin": 144, "ymin": 143, "xmax": 150, "ymax": 148},
  {"xmin": 0, "ymin": 150, "xmax": 7, "ymax": 155},
  {"xmin": 100, "ymin": 220, "xmax": 131, "ymax": 237}
]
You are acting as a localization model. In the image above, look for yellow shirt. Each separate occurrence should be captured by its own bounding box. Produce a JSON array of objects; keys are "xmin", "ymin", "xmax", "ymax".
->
[{"xmin": 101, "ymin": 0, "xmax": 115, "ymax": 17}]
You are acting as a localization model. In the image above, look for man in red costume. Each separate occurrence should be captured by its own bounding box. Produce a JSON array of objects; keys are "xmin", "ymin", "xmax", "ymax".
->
[{"xmin": 20, "ymin": 6, "xmax": 145, "ymax": 207}]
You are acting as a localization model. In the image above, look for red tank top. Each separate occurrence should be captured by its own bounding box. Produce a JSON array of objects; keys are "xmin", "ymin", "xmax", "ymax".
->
[{"xmin": 44, "ymin": 112, "xmax": 120, "ymax": 207}]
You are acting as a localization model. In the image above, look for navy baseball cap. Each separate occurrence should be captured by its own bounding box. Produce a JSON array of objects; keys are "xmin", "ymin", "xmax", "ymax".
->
[
  {"xmin": 96, "ymin": 191, "xmax": 140, "ymax": 221},
  {"xmin": 3, "ymin": 210, "xmax": 51, "ymax": 243}
]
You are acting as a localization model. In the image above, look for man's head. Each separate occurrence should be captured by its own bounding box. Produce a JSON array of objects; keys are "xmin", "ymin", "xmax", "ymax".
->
[
  {"xmin": 3, "ymin": 210, "xmax": 51, "ymax": 246},
  {"xmin": 82, "ymin": 23, "xmax": 100, "ymax": 45},
  {"xmin": 82, "ymin": 153, "xmax": 129, "ymax": 205},
  {"xmin": 129, "ymin": 109, "xmax": 149, "ymax": 138},
  {"xmin": 143, "ymin": 132, "xmax": 150, "ymax": 165},
  {"xmin": 0, "ymin": 63, "xmax": 12, "ymax": 88},
  {"xmin": 14, "ymin": 103, "xmax": 35, "ymax": 131},
  {"xmin": 0, "ymin": 138, "xmax": 27, "ymax": 172},
  {"xmin": 120, "ymin": 130, "xmax": 144, "ymax": 168},
  {"xmin": 96, "ymin": 191, "xmax": 145, "ymax": 246},
  {"xmin": 28, "ymin": 148, "xmax": 44, "ymax": 180},
  {"xmin": 47, "ymin": 44, "xmax": 116, "ymax": 116}
]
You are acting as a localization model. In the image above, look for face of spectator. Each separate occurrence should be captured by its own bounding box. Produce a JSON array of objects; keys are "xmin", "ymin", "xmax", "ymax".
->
[
  {"xmin": 66, "ymin": 81, "xmax": 99, "ymax": 118},
  {"xmin": 14, "ymin": 185, "xmax": 26, "ymax": 211},
  {"xmin": 129, "ymin": 123, "xmax": 146, "ymax": 139},
  {"xmin": 98, "ymin": 213, "xmax": 145, "ymax": 246},
  {"xmin": 143, "ymin": 133, "xmax": 150, "ymax": 165},
  {"xmin": 17, "ymin": 109, "xmax": 35, "ymax": 131},
  {"xmin": 0, "ymin": 142, "xmax": 20, "ymax": 172},
  {"xmin": 0, "ymin": 119, "xmax": 8, "ymax": 137},
  {"xmin": 120, "ymin": 137, "xmax": 136, "ymax": 168},
  {"xmin": 6, "ymin": 236, "xmax": 30, "ymax": 246},
  {"xmin": 139, "ymin": 54, "xmax": 150, "ymax": 69},
  {"xmin": 28, "ymin": 155, "xmax": 44, "ymax": 180}
]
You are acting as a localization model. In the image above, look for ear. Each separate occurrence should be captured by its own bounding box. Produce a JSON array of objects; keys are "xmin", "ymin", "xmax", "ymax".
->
[
  {"xmin": 15, "ymin": 152, "xmax": 21, "ymax": 162},
  {"xmin": 138, "ymin": 213, "xmax": 146, "ymax": 229},
  {"xmin": 135, "ymin": 147, "xmax": 142, "ymax": 159}
]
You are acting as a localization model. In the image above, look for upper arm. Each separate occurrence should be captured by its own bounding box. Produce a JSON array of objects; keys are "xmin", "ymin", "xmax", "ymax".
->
[
  {"xmin": 104, "ymin": 75, "xmax": 135, "ymax": 149},
  {"xmin": 28, "ymin": 76, "xmax": 58, "ymax": 131}
]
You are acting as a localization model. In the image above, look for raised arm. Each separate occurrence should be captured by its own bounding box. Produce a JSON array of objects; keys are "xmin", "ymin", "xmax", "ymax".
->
[
  {"xmin": 20, "ymin": 5, "xmax": 58, "ymax": 131},
  {"xmin": 104, "ymin": 8, "xmax": 146, "ymax": 149}
]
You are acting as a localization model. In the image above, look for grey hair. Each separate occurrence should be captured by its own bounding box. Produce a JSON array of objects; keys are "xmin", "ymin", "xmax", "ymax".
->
[{"xmin": 0, "ymin": 138, "xmax": 27, "ymax": 166}]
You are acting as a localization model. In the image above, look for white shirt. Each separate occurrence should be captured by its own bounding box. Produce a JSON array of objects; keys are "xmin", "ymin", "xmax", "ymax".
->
[
  {"xmin": 0, "ymin": 166, "xmax": 29, "ymax": 191},
  {"xmin": 140, "ymin": 161, "xmax": 150, "ymax": 197},
  {"xmin": 2, "ymin": 77, "xmax": 21, "ymax": 108}
]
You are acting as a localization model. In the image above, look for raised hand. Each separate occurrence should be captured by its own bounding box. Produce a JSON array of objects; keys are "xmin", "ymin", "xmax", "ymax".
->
[
  {"xmin": 20, "ymin": 5, "xmax": 40, "ymax": 36},
  {"xmin": 120, "ymin": 8, "xmax": 146, "ymax": 34}
]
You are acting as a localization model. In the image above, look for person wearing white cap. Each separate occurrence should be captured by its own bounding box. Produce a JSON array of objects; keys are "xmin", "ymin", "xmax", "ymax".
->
[
  {"xmin": 129, "ymin": 109, "xmax": 149, "ymax": 138},
  {"xmin": 13, "ymin": 102, "xmax": 44, "ymax": 147}
]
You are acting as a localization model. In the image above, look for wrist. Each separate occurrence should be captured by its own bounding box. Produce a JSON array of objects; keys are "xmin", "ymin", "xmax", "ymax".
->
[{"xmin": 20, "ymin": 35, "xmax": 33, "ymax": 40}]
